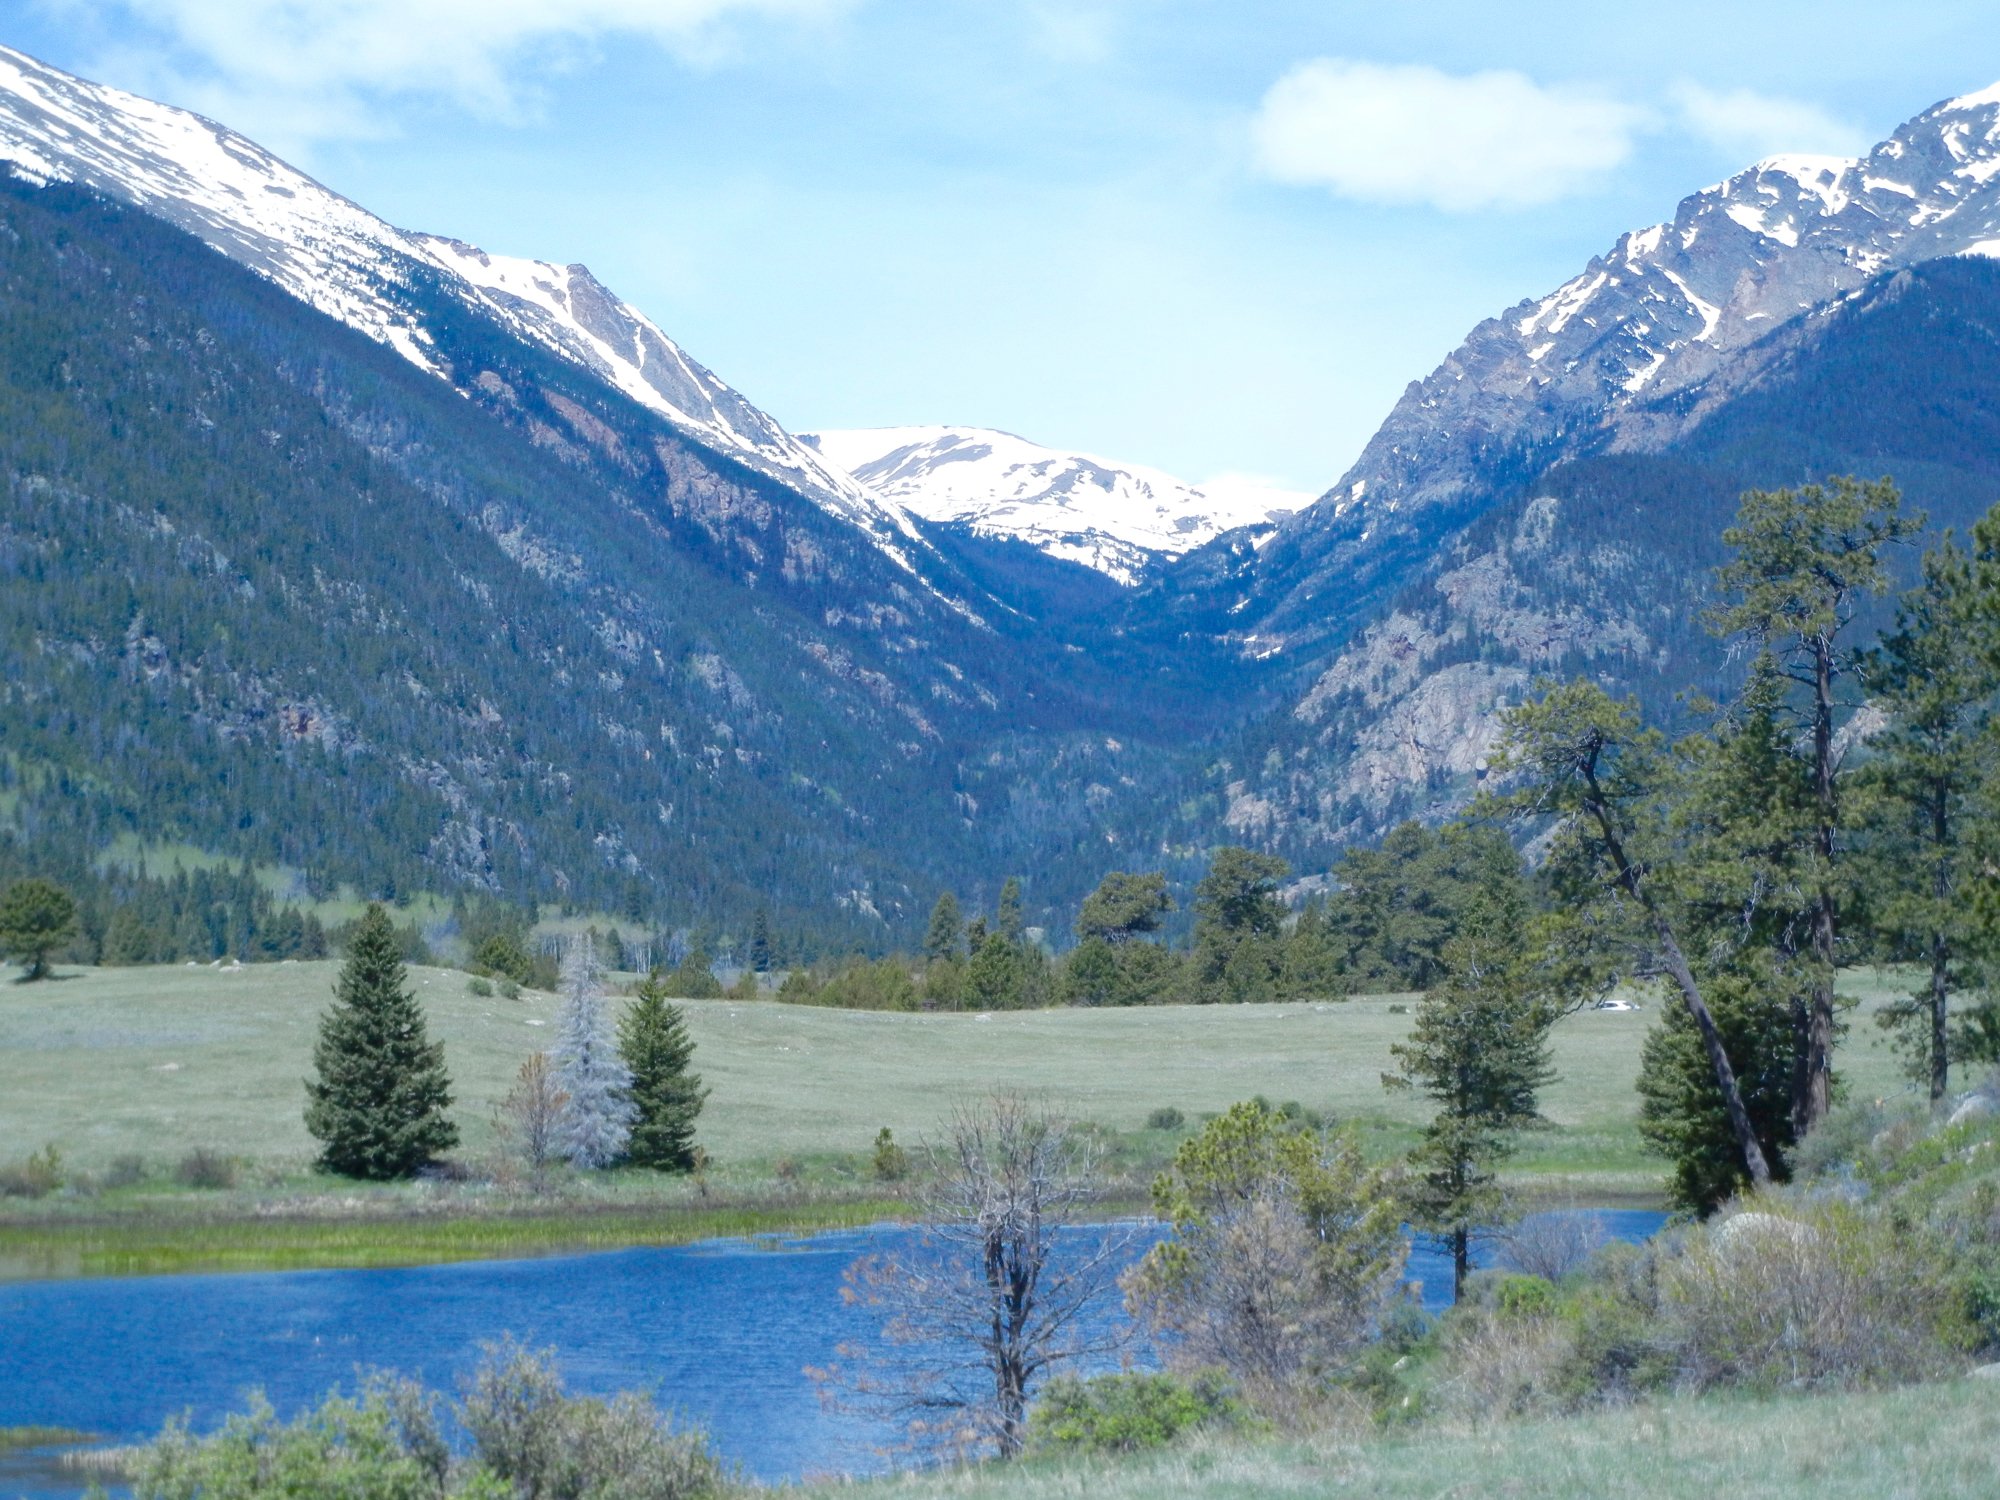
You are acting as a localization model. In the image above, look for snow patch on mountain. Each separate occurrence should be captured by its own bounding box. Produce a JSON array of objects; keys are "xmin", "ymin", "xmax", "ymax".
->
[
  {"xmin": 1296, "ymin": 78, "xmax": 2000, "ymax": 541},
  {"xmin": 0, "ymin": 44, "xmax": 911, "ymax": 558},
  {"xmin": 804, "ymin": 426, "xmax": 1304, "ymax": 585}
]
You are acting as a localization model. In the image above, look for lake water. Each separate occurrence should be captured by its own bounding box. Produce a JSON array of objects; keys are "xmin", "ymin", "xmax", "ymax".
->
[{"xmin": 0, "ymin": 1210, "xmax": 1664, "ymax": 1495}]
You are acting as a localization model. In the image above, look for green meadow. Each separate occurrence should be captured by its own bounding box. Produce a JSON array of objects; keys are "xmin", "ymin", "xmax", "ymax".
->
[{"xmin": 0, "ymin": 959, "xmax": 1919, "ymax": 1188}]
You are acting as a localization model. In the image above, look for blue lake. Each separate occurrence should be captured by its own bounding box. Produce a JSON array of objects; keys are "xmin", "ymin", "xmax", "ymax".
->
[{"xmin": 0, "ymin": 1210, "xmax": 1664, "ymax": 1494}]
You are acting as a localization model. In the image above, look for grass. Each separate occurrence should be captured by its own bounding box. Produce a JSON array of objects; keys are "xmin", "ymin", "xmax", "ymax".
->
[
  {"xmin": 0, "ymin": 961, "xmax": 1926, "ymax": 1273},
  {"xmin": 0, "ymin": 1192, "xmax": 909, "ymax": 1278},
  {"xmin": 791, "ymin": 1380, "xmax": 2000, "ymax": 1499},
  {"xmin": 0, "ymin": 961, "xmax": 1920, "ymax": 1180},
  {"xmin": 0, "ymin": 1427, "xmax": 95, "ymax": 1456}
]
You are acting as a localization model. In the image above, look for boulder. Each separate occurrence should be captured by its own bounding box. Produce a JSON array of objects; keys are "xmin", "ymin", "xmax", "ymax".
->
[{"xmin": 1947, "ymin": 1094, "xmax": 1997, "ymax": 1129}]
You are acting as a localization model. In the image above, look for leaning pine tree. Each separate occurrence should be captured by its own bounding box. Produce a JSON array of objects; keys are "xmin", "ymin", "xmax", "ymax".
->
[
  {"xmin": 304, "ymin": 903, "xmax": 458, "ymax": 1179},
  {"xmin": 620, "ymin": 969, "xmax": 709, "ymax": 1171},
  {"xmin": 551, "ymin": 934, "xmax": 636, "ymax": 1168}
]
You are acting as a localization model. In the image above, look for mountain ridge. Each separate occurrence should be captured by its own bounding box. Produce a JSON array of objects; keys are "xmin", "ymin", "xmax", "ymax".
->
[
  {"xmin": 804, "ymin": 425, "xmax": 1301, "ymax": 586},
  {"xmin": 1231, "ymin": 77, "xmax": 2000, "ymax": 648}
]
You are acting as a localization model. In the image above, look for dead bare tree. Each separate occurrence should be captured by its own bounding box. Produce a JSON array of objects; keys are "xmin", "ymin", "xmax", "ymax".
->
[
  {"xmin": 827, "ymin": 1095, "xmax": 1134, "ymax": 1461},
  {"xmin": 495, "ymin": 1051, "xmax": 567, "ymax": 1191}
]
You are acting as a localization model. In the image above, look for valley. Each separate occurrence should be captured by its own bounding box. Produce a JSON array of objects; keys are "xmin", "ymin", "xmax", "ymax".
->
[{"xmin": 7, "ymin": 30, "xmax": 2000, "ymax": 1500}]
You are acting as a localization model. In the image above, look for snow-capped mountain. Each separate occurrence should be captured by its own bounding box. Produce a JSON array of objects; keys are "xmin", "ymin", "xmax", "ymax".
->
[
  {"xmin": 0, "ymin": 44, "xmax": 916, "ymax": 558},
  {"xmin": 1251, "ymin": 79, "xmax": 2000, "ymax": 639},
  {"xmin": 804, "ymin": 425, "xmax": 1303, "ymax": 585}
]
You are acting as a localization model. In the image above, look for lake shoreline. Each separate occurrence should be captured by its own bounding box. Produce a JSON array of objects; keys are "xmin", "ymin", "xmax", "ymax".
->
[{"xmin": 0, "ymin": 1174, "xmax": 1664, "ymax": 1281}]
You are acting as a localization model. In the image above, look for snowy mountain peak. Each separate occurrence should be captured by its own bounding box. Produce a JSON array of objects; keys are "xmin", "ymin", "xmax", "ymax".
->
[
  {"xmin": 0, "ymin": 44, "xmax": 906, "ymax": 553},
  {"xmin": 1303, "ymin": 77, "xmax": 2000, "ymax": 531},
  {"xmin": 804, "ymin": 426, "xmax": 1303, "ymax": 585}
]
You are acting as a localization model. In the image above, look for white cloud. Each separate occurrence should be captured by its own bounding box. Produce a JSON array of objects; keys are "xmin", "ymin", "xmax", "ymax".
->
[
  {"xmin": 1670, "ymin": 81, "xmax": 1868, "ymax": 162},
  {"xmin": 65, "ymin": 0, "xmax": 847, "ymax": 145},
  {"xmin": 1250, "ymin": 58, "xmax": 1644, "ymax": 213}
]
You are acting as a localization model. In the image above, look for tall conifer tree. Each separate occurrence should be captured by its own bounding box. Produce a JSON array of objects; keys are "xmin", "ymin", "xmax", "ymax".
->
[
  {"xmin": 619, "ymin": 969, "xmax": 709, "ymax": 1171},
  {"xmin": 304, "ymin": 903, "xmax": 457, "ymax": 1179},
  {"xmin": 1708, "ymin": 477, "xmax": 1922, "ymax": 1128}
]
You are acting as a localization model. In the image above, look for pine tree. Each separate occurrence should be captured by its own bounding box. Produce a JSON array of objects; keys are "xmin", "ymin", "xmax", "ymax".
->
[
  {"xmin": 620, "ymin": 970, "xmax": 709, "ymax": 1171},
  {"xmin": 1638, "ymin": 966, "xmax": 1798, "ymax": 1215},
  {"xmin": 1858, "ymin": 537, "xmax": 1997, "ymax": 1101},
  {"xmin": 1387, "ymin": 918, "xmax": 1554, "ymax": 1297},
  {"xmin": 1491, "ymin": 679, "xmax": 1774, "ymax": 1191},
  {"xmin": 923, "ymin": 892, "xmax": 964, "ymax": 962},
  {"xmin": 750, "ymin": 909, "xmax": 773, "ymax": 974},
  {"xmin": 1708, "ymin": 477, "xmax": 1923, "ymax": 1128},
  {"xmin": 996, "ymin": 877, "xmax": 1026, "ymax": 944},
  {"xmin": 303, "ymin": 903, "xmax": 458, "ymax": 1180},
  {"xmin": 550, "ymin": 935, "xmax": 635, "ymax": 1168},
  {"xmin": 0, "ymin": 877, "xmax": 79, "ymax": 981}
]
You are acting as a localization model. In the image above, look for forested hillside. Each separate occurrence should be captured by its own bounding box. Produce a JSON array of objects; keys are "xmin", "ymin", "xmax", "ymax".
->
[{"xmin": 0, "ymin": 172, "xmax": 1269, "ymax": 943}]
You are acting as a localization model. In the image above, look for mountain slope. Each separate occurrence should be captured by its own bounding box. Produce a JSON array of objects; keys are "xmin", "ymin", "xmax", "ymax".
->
[
  {"xmin": 1226, "ymin": 80, "xmax": 2000, "ymax": 650},
  {"xmin": 0, "ymin": 43, "xmax": 925, "ymax": 564},
  {"xmin": 1196, "ymin": 256, "xmax": 2000, "ymax": 852},
  {"xmin": 805, "ymin": 426, "xmax": 1298, "ymax": 585},
  {"xmin": 0, "ymin": 57, "xmax": 1274, "ymax": 941}
]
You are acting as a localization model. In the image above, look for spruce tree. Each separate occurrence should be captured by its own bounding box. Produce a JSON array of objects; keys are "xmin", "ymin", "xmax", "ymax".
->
[
  {"xmin": 304, "ymin": 903, "xmax": 458, "ymax": 1179},
  {"xmin": 996, "ymin": 878, "xmax": 1026, "ymax": 944},
  {"xmin": 750, "ymin": 909, "xmax": 773, "ymax": 974},
  {"xmin": 923, "ymin": 892, "xmax": 964, "ymax": 962},
  {"xmin": 550, "ymin": 935, "xmax": 636, "ymax": 1168},
  {"xmin": 619, "ymin": 970, "xmax": 709, "ymax": 1171}
]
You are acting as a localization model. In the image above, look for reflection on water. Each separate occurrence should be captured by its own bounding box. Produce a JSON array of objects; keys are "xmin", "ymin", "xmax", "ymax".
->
[{"xmin": 0, "ymin": 1211, "xmax": 1664, "ymax": 1494}]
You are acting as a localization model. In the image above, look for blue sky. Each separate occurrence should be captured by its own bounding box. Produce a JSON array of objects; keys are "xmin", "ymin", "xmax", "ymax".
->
[{"xmin": 17, "ymin": 2, "xmax": 2000, "ymax": 496}]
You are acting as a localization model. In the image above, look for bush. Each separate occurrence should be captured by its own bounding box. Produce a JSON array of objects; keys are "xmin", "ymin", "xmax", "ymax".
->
[
  {"xmin": 871, "ymin": 1127, "xmax": 909, "ymax": 1182},
  {"xmin": 1026, "ymin": 1371, "xmax": 1241, "ymax": 1456},
  {"xmin": 1660, "ymin": 1201, "xmax": 1971, "ymax": 1388},
  {"xmin": 125, "ymin": 1348, "xmax": 726, "ymax": 1500},
  {"xmin": 1495, "ymin": 1209, "xmax": 1606, "ymax": 1282},
  {"xmin": 0, "ymin": 1143, "xmax": 63, "ymax": 1199},
  {"xmin": 1145, "ymin": 1106, "xmax": 1186, "ymax": 1132},
  {"xmin": 134, "ymin": 1380, "xmax": 453, "ymax": 1500},
  {"xmin": 104, "ymin": 1154, "xmax": 149, "ymax": 1189},
  {"xmin": 460, "ymin": 1342, "xmax": 726, "ymax": 1500},
  {"xmin": 175, "ymin": 1148, "xmax": 238, "ymax": 1190},
  {"xmin": 467, "ymin": 976, "xmax": 495, "ymax": 998}
]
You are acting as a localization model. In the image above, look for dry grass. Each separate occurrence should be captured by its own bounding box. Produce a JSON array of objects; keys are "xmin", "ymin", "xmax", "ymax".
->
[{"xmin": 790, "ymin": 1379, "xmax": 2000, "ymax": 1499}]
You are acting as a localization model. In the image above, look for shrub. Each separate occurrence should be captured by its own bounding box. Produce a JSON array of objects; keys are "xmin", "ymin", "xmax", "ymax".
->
[
  {"xmin": 133, "ymin": 1380, "xmax": 452, "ymax": 1500},
  {"xmin": 466, "ymin": 976, "xmax": 495, "ymax": 998},
  {"xmin": 0, "ymin": 1144, "xmax": 63, "ymax": 1199},
  {"xmin": 1495, "ymin": 1209, "xmax": 1606, "ymax": 1282},
  {"xmin": 124, "ymin": 1349, "xmax": 726, "ymax": 1500},
  {"xmin": 1127, "ymin": 1102, "xmax": 1407, "ymax": 1409},
  {"xmin": 1026, "ymin": 1371, "xmax": 1241, "ymax": 1456},
  {"xmin": 175, "ymin": 1148, "xmax": 238, "ymax": 1190},
  {"xmin": 461, "ymin": 1342, "xmax": 726, "ymax": 1500},
  {"xmin": 1495, "ymin": 1274, "xmax": 1557, "ymax": 1321},
  {"xmin": 1660, "ymin": 1201, "xmax": 1971, "ymax": 1388},
  {"xmin": 871, "ymin": 1127, "xmax": 909, "ymax": 1182},
  {"xmin": 1145, "ymin": 1107, "xmax": 1185, "ymax": 1132},
  {"xmin": 104, "ymin": 1154, "xmax": 149, "ymax": 1189}
]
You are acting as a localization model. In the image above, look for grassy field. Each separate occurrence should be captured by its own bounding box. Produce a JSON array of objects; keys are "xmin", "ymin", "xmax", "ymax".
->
[
  {"xmin": 0, "ymin": 961, "xmax": 1921, "ymax": 1192},
  {"xmin": 795, "ymin": 1380, "xmax": 2000, "ymax": 1500}
]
